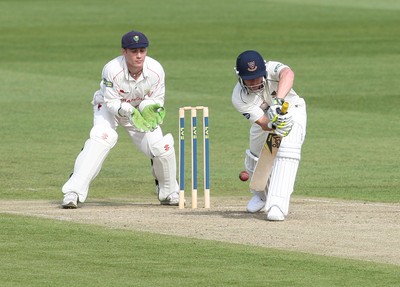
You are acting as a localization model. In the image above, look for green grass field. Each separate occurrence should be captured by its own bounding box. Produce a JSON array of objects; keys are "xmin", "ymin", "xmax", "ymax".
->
[{"xmin": 1, "ymin": 0, "xmax": 399, "ymax": 286}]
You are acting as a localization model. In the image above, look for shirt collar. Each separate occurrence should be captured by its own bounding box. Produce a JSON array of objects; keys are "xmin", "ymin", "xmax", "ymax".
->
[{"xmin": 123, "ymin": 56, "xmax": 148, "ymax": 81}]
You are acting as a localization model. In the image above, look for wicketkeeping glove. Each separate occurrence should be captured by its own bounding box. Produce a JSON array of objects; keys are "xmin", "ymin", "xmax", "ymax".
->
[
  {"xmin": 129, "ymin": 107, "xmax": 152, "ymax": 132},
  {"xmin": 141, "ymin": 103, "xmax": 166, "ymax": 130}
]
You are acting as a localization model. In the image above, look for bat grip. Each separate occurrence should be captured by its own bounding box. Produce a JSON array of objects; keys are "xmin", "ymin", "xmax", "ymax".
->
[
  {"xmin": 280, "ymin": 102, "xmax": 289, "ymax": 114},
  {"xmin": 275, "ymin": 102, "xmax": 288, "ymax": 115}
]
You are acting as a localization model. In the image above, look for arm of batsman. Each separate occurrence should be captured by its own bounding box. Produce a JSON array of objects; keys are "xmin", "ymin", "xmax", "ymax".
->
[
  {"xmin": 141, "ymin": 103, "xmax": 166, "ymax": 130},
  {"xmin": 130, "ymin": 107, "xmax": 153, "ymax": 132}
]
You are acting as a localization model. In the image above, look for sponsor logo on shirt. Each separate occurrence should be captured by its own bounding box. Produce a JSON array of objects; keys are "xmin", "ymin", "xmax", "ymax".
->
[
  {"xmin": 103, "ymin": 78, "xmax": 113, "ymax": 88},
  {"xmin": 243, "ymin": 113, "xmax": 251, "ymax": 119}
]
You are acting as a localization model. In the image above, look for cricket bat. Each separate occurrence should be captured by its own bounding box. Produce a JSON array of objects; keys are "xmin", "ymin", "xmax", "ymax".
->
[{"xmin": 249, "ymin": 102, "xmax": 288, "ymax": 191}]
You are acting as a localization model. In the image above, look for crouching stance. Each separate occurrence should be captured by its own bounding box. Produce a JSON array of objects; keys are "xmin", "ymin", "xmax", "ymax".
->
[
  {"xmin": 62, "ymin": 30, "xmax": 179, "ymax": 208},
  {"xmin": 232, "ymin": 50, "xmax": 307, "ymax": 221}
]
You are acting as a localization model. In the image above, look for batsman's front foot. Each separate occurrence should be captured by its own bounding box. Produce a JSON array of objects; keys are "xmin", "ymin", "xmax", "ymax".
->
[
  {"xmin": 246, "ymin": 191, "xmax": 266, "ymax": 213},
  {"xmin": 62, "ymin": 192, "xmax": 78, "ymax": 209},
  {"xmin": 266, "ymin": 206, "xmax": 285, "ymax": 221},
  {"xmin": 160, "ymin": 192, "xmax": 179, "ymax": 206}
]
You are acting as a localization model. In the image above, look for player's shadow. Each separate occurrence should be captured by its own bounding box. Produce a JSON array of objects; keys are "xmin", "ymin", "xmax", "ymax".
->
[
  {"xmin": 175, "ymin": 209, "xmax": 266, "ymax": 221},
  {"xmin": 87, "ymin": 201, "xmax": 160, "ymax": 207},
  {"xmin": 55, "ymin": 200, "xmax": 162, "ymax": 208},
  {"xmin": 56, "ymin": 200, "xmax": 267, "ymax": 221}
]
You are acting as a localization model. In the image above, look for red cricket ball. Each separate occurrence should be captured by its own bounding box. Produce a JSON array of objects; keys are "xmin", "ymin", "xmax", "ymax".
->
[{"xmin": 239, "ymin": 171, "xmax": 249, "ymax": 181}]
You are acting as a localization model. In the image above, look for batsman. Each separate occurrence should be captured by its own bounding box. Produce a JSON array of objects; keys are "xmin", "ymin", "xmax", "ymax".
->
[
  {"xmin": 232, "ymin": 50, "xmax": 307, "ymax": 221},
  {"xmin": 61, "ymin": 30, "xmax": 180, "ymax": 208}
]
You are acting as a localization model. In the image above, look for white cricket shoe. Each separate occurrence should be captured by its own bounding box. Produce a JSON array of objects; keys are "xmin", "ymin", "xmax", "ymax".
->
[
  {"xmin": 266, "ymin": 206, "xmax": 285, "ymax": 221},
  {"xmin": 160, "ymin": 192, "xmax": 179, "ymax": 206},
  {"xmin": 246, "ymin": 191, "xmax": 266, "ymax": 213},
  {"xmin": 62, "ymin": 192, "xmax": 78, "ymax": 209}
]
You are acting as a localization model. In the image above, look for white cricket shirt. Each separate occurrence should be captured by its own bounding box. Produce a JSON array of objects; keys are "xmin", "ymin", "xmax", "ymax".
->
[
  {"xmin": 95, "ymin": 55, "xmax": 165, "ymax": 116},
  {"xmin": 231, "ymin": 61, "xmax": 300, "ymax": 123}
]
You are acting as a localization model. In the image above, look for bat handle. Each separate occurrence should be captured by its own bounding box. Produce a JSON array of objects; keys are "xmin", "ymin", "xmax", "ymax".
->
[
  {"xmin": 280, "ymin": 102, "xmax": 289, "ymax": 114},
  {"xmin": 275, "ymin": 102, "xmax": 288, "ymax": 115}
]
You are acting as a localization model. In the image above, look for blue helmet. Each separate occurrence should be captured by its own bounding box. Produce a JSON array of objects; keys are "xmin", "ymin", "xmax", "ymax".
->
[
  {"xmin": 235, "ymin": 50, "xmax": 266, "ymax": 80},
  {"xmin": 235, "ymin": 50, "xmax": 267, "ymax": 95}
]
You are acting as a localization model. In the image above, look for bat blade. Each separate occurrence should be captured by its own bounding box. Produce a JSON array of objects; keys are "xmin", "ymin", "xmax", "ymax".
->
[
  {"xmin": 250, "ymin": 134, "xmax": 282, "ymax": 191},
  {"xmin": 249, "ymin": 101, "xmax": 288, "ymax": 191}
]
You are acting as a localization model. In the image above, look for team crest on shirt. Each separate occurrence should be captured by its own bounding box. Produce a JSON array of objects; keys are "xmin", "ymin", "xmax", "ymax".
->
[
  {"xmin": 243, "ymin": 113, "xmax": 251, "ymax": 119},
  {"xmin": 103, "ymin": 78, "xmax": 113, "ymax": 88},
  {"xmin": 247, "ymin": 61, "xmax": 257, "ymax": 72}
]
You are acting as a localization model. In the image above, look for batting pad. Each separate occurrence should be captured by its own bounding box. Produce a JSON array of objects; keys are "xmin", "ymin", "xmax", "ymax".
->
[
  {"xmin": 151, "ymin": 134, "xmax": 179, "ymax": 201},
  {"xmin": 265, "ymin": 157, "xmax": 299, "ymax": 216},
  {"xmin": 62, "ymin": 125, "xmax": 118, "ymax": 202},
  {"xmin": 245, "ymin": 149, "xmax": 258, "ymax": 177},
  {"xmin": 265, "ymin": 123, "xmax": 303, "ymax": 215}
]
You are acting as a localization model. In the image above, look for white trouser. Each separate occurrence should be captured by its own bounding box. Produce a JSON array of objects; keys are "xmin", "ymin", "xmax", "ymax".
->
[
  {"xmin": 248, "ymin": 98, "xmax": 307, "ymax": 215},
  {"xmin": 62, "ymin": 104, "xmax": 178, "ymax": 202}
]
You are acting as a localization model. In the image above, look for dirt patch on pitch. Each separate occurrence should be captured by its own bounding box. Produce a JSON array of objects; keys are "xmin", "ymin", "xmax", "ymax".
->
[{"xmin": 1, "ymin": 196, "xmax": 399, "ymax": 265}]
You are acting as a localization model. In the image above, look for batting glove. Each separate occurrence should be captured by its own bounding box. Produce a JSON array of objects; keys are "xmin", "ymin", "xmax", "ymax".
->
[
  {"xmin": 267, "ymin": 98, "xmax": 285, "ymax": 123},
  {"xmin": 274, "ymin": 111, "xmax": 293, "ymax": 125},
  {"xmin": 274, "ymin": 121, "xmax": 293, "ymax": 137}
]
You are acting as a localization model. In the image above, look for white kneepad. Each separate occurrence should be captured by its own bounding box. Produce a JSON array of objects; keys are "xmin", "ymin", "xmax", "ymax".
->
[
  {"xmin": 151, "ymin": 134, "xmax": 179, "ymax": 201},
  {"xmin": 89, "ymin": 125, "xmax": 118, "ymax": 148},
  {"xmin": 152, "ymin": 133, "xmax": 175, "ymax": 158},
  {"xmin": 276, "ymin": 142, "xmax": 301, "ymax": 161}
]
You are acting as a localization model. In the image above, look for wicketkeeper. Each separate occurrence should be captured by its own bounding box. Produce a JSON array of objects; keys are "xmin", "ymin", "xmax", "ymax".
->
[
  {"xmin": 61, "ymin": 30, "xmax": 179, "ymax": 208},
  {"xmin": 232, "ymin": 50, "xmax": 307, "ymax": 221}
]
